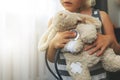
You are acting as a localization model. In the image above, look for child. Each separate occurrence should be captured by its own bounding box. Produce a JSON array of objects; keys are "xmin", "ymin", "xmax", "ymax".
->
[{"xmin": 47, "ymin": 0, "xmax": 120, "ymax": 80}]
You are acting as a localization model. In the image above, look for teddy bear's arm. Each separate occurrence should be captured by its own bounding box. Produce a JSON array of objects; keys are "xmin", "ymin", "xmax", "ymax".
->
[
  {"xmin": 102, "ymin": 48, "xmax": 120, "ymax": 72},
  {"xmin": 38, "ymin": 25, "xmax": 56, "ymax": 51}
]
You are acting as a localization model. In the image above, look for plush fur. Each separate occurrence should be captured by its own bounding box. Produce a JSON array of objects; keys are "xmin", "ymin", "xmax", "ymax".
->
[{"xmin": 38, "ymin": 10, "xmax": 120, "ymax": 80}]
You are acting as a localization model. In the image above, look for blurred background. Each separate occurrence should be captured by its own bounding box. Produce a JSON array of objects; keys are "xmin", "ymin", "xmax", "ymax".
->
[
  {"xmin": 0, "ymin": 0, "xmax": 119, "ymax": 80},
  {"xmin": 0, "ymin": 0, "xmax": 62, "ymax": 80}
]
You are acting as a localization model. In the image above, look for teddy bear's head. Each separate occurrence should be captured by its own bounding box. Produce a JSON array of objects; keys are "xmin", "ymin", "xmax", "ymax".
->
[
  {"xmin": 52, "ymin": 10, "xmax": 83, "ymax": 32},
  {"xmin": 52, "ymin": 10, "xmax": 101, "ymax": 32}
]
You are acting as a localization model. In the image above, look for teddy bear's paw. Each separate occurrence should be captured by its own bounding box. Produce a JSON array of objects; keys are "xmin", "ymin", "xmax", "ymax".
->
[
  {"xmin": 66, "ymin": 61, "xmax": 91, "ymax": 80},
  {"xmin": 70, "ymin": 62, "xmax": 83, "ymax": 74},
  {"xmin": 61, "ymin": 40, "xmax": 83, "ymax": 54},
  {"xmin": 38, "ymin": 45, "xmax": 48, "ymax": 52}
]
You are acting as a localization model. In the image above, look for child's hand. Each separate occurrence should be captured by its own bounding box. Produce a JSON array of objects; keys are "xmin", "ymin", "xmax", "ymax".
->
[
  {"xmin": 84, "ymin": 33, "xmax": 113, "ymax": 56},
  {"xmin": 50, "ymin": 31, "xmax": 76, "ymax": 49}
]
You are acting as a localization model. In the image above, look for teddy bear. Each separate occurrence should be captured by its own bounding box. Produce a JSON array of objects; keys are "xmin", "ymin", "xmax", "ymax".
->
[{"xmin": 38, "ymin": 10, "xmax": 120, "ymax": 80}]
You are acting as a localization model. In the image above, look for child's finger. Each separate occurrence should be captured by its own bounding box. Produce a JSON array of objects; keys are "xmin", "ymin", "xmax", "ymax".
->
[
  {"xmin": 56, "ymin": 43, "xmax": 65, "ymax": 49},
  {"xmin": 96, "ymin": 46, "xmax": 106, "ymax": 56},
  {"xmin": 62, "ymin": 31, "xmax": 75, "ymax": 34},
  {"xmin": 63, "ymin": 32, "xmax": 76, "ymax": 38},
  {"xmin": 89, "ymin": 45, "xmax": 101, "ymax": 55},
  {"xmin": 62, "ymin": 39, "xmax": 70, "ymax": 44},
  {"xmin": 84, "ymin": 42, "xmax": 96, "ymax": 51}
]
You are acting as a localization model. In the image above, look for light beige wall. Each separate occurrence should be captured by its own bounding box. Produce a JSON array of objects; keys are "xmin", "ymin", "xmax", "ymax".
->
[{"xmin": 108, "ymin": 0, "xmax": 120, "ymax": 27}]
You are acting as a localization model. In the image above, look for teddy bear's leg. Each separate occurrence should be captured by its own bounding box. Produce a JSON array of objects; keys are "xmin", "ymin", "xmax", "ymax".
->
[
  {"xmin": 61, "ymin": 39, "xmax": 84, "ymax": 53},
  {"xmin": 64, "ymin": 53, "xmax": 92, "ymax": 80},
  {"xmin": 102, "ymin": 48, "xmax": 120, "ymax": 72},
  {"xmin": 66, "ymin": 61, "xmax": 91, "ymax": 80}
]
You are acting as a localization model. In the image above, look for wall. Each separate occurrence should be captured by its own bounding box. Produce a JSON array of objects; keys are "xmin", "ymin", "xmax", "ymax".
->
[{"xmin": 108, "ymin": 0, "xmax": 120, "ymax": 28}]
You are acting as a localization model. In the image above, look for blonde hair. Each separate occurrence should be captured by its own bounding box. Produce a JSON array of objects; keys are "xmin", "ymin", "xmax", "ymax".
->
[
  {"xmin": 80, "ymin": 0, "xmax": 96, "ymax": 10},
  {"xmin": 91, "ymin": 0, "xmax": 96, "ymax": 7}
]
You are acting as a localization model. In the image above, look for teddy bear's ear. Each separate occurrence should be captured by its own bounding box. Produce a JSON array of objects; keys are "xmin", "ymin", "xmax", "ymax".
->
[
  {"xmin": 38, "ymin": 26, "xmax": 54, "ymax": 52},
  {"xmin": 38, "ymin": 30, "xmax": 50, "ymax": 51}
]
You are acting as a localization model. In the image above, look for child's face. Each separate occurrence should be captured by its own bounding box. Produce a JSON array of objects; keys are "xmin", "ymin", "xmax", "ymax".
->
[{"xmin": 60, "ymin": 0, "xmax": 83, "ymax": 12}]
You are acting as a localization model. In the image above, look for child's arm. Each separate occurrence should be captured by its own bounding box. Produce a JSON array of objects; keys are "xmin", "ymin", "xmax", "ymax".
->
[
  {"xmin": 84, "ymin": 11, "xmax": 120, "ymax": 55},
  {"xmin": 47, "ymin": 18, "xmax": 76, "ymax": 62},
  {"xmin": 100, "ymin": 11, "xmax": 120, "ymax": 54}
]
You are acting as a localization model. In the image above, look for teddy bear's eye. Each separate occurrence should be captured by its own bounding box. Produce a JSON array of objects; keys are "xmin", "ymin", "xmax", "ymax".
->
[
  {"xmin": 74, "ymin": 20, "xmax": 82, "ymax": 26},
  {"xmin": 77, "ymin": 20, "xmax": 82, "ymax": 24},
  {"xmin": 59, "ymin": 13, "xmax": 67, "ymax": 18}
]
